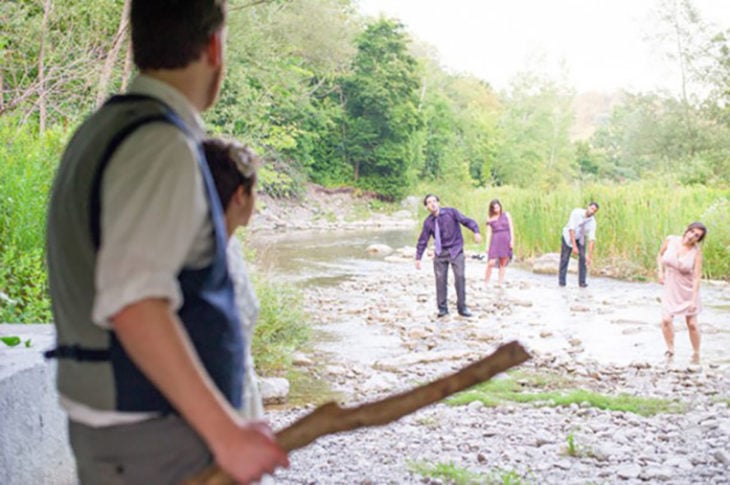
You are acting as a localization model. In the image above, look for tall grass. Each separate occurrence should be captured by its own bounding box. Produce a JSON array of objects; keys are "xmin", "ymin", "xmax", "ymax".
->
[
  {"xmin": 415, "ymin": 180, "xmax": 730, "ymax": 279},
  {"xmin": 0, "ymin": 118, "xmax": 67, "ymax": 322},
  {"xmin": 251, "ymin": 272, "xmax": 311, "ymax": 375}
]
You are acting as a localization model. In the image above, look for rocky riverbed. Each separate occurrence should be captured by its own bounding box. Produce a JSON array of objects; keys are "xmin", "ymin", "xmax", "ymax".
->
[{"xmin": 260, "ymin": 241, "xmax": 730, "ymax": 484}]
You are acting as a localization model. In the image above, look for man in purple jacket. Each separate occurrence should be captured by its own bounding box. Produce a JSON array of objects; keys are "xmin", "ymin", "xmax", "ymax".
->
[{"xmin": 416, "ymin": 194, "xmax": 482, "ymax": 317}]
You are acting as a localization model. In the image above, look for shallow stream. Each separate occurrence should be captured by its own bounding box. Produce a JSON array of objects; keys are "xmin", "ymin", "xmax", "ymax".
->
[{"xmin": 250, "ymin": 227, "xmax": 730, "ymax": 368}]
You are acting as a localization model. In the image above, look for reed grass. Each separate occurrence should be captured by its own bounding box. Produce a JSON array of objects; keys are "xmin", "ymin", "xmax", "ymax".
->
[{"xmin": 415, "ymin": 180, "xmax": 730, "ymax": 279}]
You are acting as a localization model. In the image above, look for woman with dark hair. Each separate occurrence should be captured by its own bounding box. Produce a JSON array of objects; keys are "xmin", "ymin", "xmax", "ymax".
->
[
  {"xmin": 203, "ymin": 138, "xmax": 265, "ymax": 420},
  {"xmin": 657, "ymin": 221, "xmax": 707, "ymax": 364},
  {"xmin": 484, "ymin": 199, "xmax": 514, "ymax": 287}
]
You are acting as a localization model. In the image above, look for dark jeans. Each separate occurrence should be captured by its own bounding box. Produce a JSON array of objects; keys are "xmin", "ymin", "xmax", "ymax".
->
[
  {"xmin": 433, "ymin": 251, "xmax": 466, "ymax": 312},
  {"xmin": 559, "ymin": 236, "xmax": 587, "ymax": 286}
]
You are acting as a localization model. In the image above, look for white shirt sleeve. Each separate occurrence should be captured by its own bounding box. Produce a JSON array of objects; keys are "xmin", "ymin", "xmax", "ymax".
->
[
  {"xmin": 586, "ymin": 219, "xmax": 597, "ymax": 242},
  {"xmin": 567, "ymin": 209, "xmax": 583, "ymax": 232},
  {"xmin": 91, "ymin": 123, "xmax": 213, "ymax": 328}
]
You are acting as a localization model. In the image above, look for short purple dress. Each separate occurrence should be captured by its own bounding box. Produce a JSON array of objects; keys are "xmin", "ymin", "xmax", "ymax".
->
[{"xmin": 487, "ymin": 213, "xmax": 513, "ymax": 261}]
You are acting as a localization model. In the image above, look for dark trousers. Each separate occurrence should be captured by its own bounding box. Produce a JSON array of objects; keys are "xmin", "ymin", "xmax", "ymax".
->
[
  {"xmin": 433, "ymin": 251, "xmax": 466, "ymax": 312},
  {"xmin": 559, "ymin": 236, "xmax": 587, "ymax": 286},
  {"xmin": 69, "ymin": 415, "xmax": 211, "ymax": 485}
]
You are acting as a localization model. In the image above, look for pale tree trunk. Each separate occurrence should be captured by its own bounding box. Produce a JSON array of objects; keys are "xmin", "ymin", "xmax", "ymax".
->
[
  {"xmin": 668, "ymin": 0, "xmax": 700, "ymax": 156},
  {"xmin": 120, "ymin": 31, "xmax": 133, "ymax": 92},
  {"xmin": 96, "ymin": 0, "xmax": 131, "ymax": 107},
  {"xmin": 38, "ymin": 0, "xmax": 52, "ymax": 133},
  {"xmin": 418, "ymin": 78, "xmax": 426, "ymax": 111},
  {"xmin": 670, "ymin": 1, "xmax": 689, "ymax": 105}
]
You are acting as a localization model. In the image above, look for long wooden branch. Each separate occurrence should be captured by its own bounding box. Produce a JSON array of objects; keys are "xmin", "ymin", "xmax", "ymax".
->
[{"xmin": 186, "ymin": 341, "xmax": 530, "ymax": 485}]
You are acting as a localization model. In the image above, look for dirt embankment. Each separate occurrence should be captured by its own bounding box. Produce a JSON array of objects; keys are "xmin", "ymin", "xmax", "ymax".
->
[{"xmin": 250, "ymin": 183, "xmax": 419, "ymax": 233}]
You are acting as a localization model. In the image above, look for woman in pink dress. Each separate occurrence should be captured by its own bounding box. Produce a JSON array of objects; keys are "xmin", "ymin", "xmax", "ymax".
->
[
  {"xmin": 484, "ymin": 199, "xmax": 514, "ymax": 287},
  {"xmin": 657, "ymin": 222, "xmax": 707, "ymax": 363}
]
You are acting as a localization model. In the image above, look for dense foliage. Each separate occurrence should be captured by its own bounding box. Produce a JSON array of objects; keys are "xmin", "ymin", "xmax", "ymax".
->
[
  {"xmin": 1, "ymin": 0, "xmax": 729, "ymax": 322},
  {"xmin": 4, "ymin": 0, "xmax": 730, "ymax": 191}
]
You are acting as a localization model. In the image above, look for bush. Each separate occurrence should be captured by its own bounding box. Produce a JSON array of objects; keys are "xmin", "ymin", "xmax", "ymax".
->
[
  {"xmin": 701, "ymin": 198, "xmax": 730, "ymax": 280},
  {"xmin": 0, "ymin": 119, "xmax": 66, "ymax": 323},
  {"xmin": 257, "ymin": 158, "xmax": 306, "ymax": 199},
  {"xmin": 251, "ymin": 272, "xmax": 310, "ymax": 375},
  {"xmin": 0, "ymin": 246, "xmax": 51, "ymax": 323}
]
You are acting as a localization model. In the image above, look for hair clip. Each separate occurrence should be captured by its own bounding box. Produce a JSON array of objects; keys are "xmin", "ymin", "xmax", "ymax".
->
[{"xmin": 227, "ymin": 142, "xmax": 260, "ymax": 178}]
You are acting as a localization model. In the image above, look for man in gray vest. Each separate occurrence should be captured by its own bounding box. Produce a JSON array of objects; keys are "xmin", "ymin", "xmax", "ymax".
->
[
  {"xmin": 45, "ymin": 1, "xmax": 288, "ymax": 483},
  {"xmin": 558, "ymin": 202, "xmax": 600, "ymax": 288}
]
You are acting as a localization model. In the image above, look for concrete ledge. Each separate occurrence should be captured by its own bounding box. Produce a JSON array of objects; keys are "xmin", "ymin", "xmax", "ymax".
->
[{"xmin": 0, "ymin": 324, "xmax": 75, "ymax": 485}]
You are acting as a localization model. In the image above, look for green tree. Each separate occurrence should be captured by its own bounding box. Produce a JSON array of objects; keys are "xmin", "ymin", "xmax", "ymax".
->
[
  {"xmin": 206, "ymin": 0, "xmax": 359, "ymax": 195},
  {"xmin": 443, "ymin": 74, "xmax": 500, "ymax": 185},
  {"xmin": 415, "ymin": 64, "xmax": 500, "ymax": 187},
  {"xmin": 492, "ymin": 71, "xmax": 575, "ymax": 188},
  {"xmin": 342, "ymin": 18, "xmax": 422, "ymax": 199},
  {"xmin": 1, "ymin": 0, "xmax": 129, "ymax": 129}
]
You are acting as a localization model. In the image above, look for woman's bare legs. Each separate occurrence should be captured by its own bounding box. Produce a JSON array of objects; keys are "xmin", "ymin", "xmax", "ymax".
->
[
  {"xmin": 497, "ymin": 257, "xmax": 508, "ymax": 286},
  {"xmin": 485, "ymin": 259, "xmax": 496, "ymax": 285},
  {"xmin": 661, "ymin": 316, "xmax": 674, "ymax": 358},
  {"xmin": 686, "ymin": 315, "xmax": 701, "ymax": 363}
]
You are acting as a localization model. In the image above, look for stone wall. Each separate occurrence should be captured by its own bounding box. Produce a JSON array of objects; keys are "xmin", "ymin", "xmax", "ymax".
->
[{"xmin": 0, "ymin": 324, "xmax": 74, "ymax": 485}]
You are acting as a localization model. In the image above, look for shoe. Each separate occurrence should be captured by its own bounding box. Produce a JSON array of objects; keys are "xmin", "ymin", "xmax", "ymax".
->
[
  {"xmin": 579, "ymin": 283, "xmax": 588, "ymax": 288},
  {"xmin": 437, "ymin": 309, "xmax": 449, "ymax": 318},
  {"xmin": 558, "ymin": 283, "xmax": 566, "ymax": 287},
  {"xmin": 458, "ymin": 309, "xmax": 472, "ymax": 317}
]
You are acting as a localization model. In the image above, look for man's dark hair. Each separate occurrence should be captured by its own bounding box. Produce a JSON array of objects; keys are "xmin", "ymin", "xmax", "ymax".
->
[
  {"xmin": 589, "ymin": 201, "xmax": 600, "ymax": 210},
  {"xmin": 423, "ymin": 194, "xmax": 439, "ymax": 206},
  {"xmin": 131, "ymin": 0, "xmax": 226, "ymax": 70}
]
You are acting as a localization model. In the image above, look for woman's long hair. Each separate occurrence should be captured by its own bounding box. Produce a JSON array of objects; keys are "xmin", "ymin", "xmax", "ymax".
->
[{"xmin": 488, "ymin": 199, "xmax": 503, "ymax": 218}]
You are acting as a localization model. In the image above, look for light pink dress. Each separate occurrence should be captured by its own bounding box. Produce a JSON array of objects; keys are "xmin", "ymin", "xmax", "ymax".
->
[{"xmin": 661, "ymin": 236, "xmax": 701, "ymax": 317}]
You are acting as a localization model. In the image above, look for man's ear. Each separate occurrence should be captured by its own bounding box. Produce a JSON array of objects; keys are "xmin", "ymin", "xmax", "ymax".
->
[{"xmin": 206, "ymin": 30, "xmax": 224, "ymax": 68}]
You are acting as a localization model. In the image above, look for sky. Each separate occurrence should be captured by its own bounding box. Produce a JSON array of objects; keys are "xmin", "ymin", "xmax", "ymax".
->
[{"xmin": 357, "ymin": 0, "xmax": 730, "ymax": 94}]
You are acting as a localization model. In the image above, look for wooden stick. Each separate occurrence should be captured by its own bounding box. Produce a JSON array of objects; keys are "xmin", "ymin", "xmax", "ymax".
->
[{"xmin": 186, "ymin": 341, "xmax": 530, "ymax": 485}]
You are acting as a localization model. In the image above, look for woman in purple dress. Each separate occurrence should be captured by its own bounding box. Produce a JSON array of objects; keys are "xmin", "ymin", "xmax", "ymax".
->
[{"xmin": 484, "ymin": 199, "xmax": 514, "ymax": 286}]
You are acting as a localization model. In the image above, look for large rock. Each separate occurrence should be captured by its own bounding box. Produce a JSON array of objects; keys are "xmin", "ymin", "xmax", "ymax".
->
[
  {"xmin": 373, "ymin": 350, "xmax": 474, "ymax": 371},
  {"xmin": 259, "ymin": 377, "xmax": 290, "ymax": 405},
  {"xmin": 532, "ymin": 252, "xmax": 576, "ymax": 275},
  {"xmin": 366, "ymin": 243, "xmax": 393, "ymax": 255},
  {"xmin": 391, "ymin": 209, "xmax": 415, "ymax": 220}
]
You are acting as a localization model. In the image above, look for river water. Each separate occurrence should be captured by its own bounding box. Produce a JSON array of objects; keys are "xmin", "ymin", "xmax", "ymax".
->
[{"xmin": 249, "ymin": 227, "xmax": 730, "ymax": 368}]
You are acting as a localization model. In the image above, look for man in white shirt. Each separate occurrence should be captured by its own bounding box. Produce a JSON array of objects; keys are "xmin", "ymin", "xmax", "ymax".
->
[
  {"xmin": 45, "ymin": 1, "xmax": 288, "ymax": 483},
  {"xmin": 558, "ymin": 202, "xmax": 599, "ymax": 288}
]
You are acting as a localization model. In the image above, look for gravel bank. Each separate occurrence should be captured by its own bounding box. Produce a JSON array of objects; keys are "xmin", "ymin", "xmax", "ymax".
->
[{"xmin": 263, "ymin": 252, "xmax": 730, "ymax": 484}]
